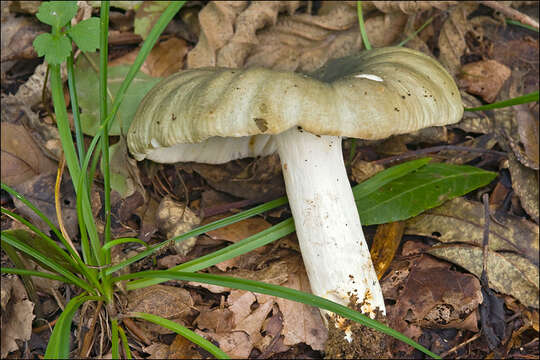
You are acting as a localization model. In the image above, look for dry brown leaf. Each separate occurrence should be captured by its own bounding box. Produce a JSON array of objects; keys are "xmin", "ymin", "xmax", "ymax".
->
[
  {"xmin": 206, "ymin": 217, "xmax": 272, "ymax": 244},
  {"xmin": 142, "ymin": 343, "xmax": 170, "ymax": 359},
  {"xmin": 156, "ymin": 196, "xmax": 201, "ymax": 255},
  {"xmin": 180, "ymin": 154, "xmax": 285, "ymax": 201},
  {"xmin": 128, "ymin": 285, "xmax": 195, "ymax": 335},
  {"xmin": 508, "ymin": 152, "xmax": 540, "ymax": 223},
  {"xmin": 350, "ymin": 159, "xmax": 384, "ymax": 184},
  {"xmin": 515, "ymin": 104, "xmax": 539, "ymax": 169},
  {"xmin": 428, "ymin": 244, "xmax": 539, "ymax": 308},
  {"xmin": 12, "ymin": 172, "xmax": 79, "ymax": 240},
  {"xmin": 365, "ymin": 1, "xmax": 457, "ymax": 14},
  {"xmin": 202, "ymin": 330, "xmax": 252, "ymax": 358},
  {"xmin": 109, "ymin": 37, "xmax": 188, "ymax": 77},
  {"xmin": 438, "ymin": 2, "xmax": 478, "ymax": 75},
  {"xmin": 0, "ymin": 122, "xmax": 57, "ymax": 187},
  {"xmin": 458, "ymin": 60, "xmax": 512, "ymax": 103},
  {"xmin": 168, "ymin": 334, "xmax": 202, "ymax": 359},
  {"xmin": 405, "ymin": 197, "xmax": 539, "ymax": 265},
  {"xmin": 384, "ymin": 254, "xmax": 482, "ymax": 356},
  {"xmin": 0, "ymin": 9, "xmax": 46, "ymax": 61},
  {"xmin": 0, "ymin": 276, "xmax": 35, "ymax": 358},
  {"xmin": 234, "ymin": 299, "xmax": 274, "ymax": 346},
  {"xmin": 195, "ymin": 307, "xmax": 234, "ymax": 333},
  {"xmin": 188, "ymin": 1, "xmax": 407, "ymax": 72}
]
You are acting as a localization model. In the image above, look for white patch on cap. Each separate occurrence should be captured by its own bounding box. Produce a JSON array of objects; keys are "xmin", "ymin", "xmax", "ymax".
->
[
  {"xmin": 150, "ymin": 138, "xmax": 161, "ymax": 148},
  {"xmin": 354, "ymin": 74, "xmax": 383, "ymax": 82}
]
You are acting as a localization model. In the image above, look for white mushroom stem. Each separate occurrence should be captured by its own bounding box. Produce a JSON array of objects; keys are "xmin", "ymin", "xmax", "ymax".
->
[{"xmin": 275, "ymin": 127, "xmax": 385, "ymax": 322}]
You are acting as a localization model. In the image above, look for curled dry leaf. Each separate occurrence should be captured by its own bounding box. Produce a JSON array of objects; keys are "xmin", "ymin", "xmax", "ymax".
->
[
  {"xmin": 405, "ymin": 197, "xmax": 539, "ymax": 265},
  {"xmin": 188, "ymin": 1, "xmax": 408, "ymax": 72},
  {"xmin": 156, "ymin": 195, "xmax": 201, "ymax": 255},
  {"xmin": 364, "ymin": 1, "xmax": 457, "ymax": 14},
  {"xmin": 428, "ymin": 244, "xmax": 539, "ymax": 308},
  {"xmin": 508, "ymin": 152, "xmax": 539, "ymax": 223},
  {"xmin": 514, "ymin": 103, "xmax": 539, "ymax": 170},
  {"xmin": 179, "ymin": 155, "xmax": 285, "ymax": 201},
  {"xmin": 383, "ymin": 254, "xmax": 483, "ymax": 356},
  {"xmin": 0, "ymin": 276, "xmax": 35, "ymax": 358},
  {"xmin": 128, "ymin": 284, "xmax": 195, "ymax": 336},
  {"xmin": 0, "ymin": 122, "xmax": 57, "ymax": 187},
  {"xmin": 438, "ymin": 2, "xmax": 478, "ymax": 76},
  {"xmin": 458, "ymin": 60, "xmax": 512, "ymax": 103}
]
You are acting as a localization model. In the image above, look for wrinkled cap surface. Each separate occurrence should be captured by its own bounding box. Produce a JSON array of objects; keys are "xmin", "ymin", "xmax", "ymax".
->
[{"xmin": 128, "ymin": 47, "xmax": 463, "ymax": 163}]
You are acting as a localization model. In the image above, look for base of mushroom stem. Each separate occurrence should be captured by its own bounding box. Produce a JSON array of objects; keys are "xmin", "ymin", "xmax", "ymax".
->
[{"xmin": 325, "ymin": 296, "xmax": 391, "ymax": 358}]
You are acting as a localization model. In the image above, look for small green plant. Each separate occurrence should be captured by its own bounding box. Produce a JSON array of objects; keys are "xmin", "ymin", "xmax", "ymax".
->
[{"xmin": 2, "ymin": 1, "xmax": 523, "ymax": 359}]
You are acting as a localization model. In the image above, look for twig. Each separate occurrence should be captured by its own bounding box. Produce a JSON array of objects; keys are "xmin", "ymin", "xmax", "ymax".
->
[
  {"xmin": 32, "ymin": 317, "xmax": 59, "ymax": 333},
  {"xmin": 122, "ymin": 318, "xmax": 152, "ymax": 345},
  {"xmin": 373, "ymin": 145, "xmax": 507, "ymax": 165},
  {"xmin": 440, "ymin": 332, "xmax": 482, "ymax": 358},
  {"xmin": 481, "ymin": 1, "xmax": 539, "ymax": 30},
  {"xmin": 54, "ymin": 156, "xmax": 77, "ymax": 254},
  {"xmin": 80, "ymin": 300, "xmax": 104, "ymax": 357}
]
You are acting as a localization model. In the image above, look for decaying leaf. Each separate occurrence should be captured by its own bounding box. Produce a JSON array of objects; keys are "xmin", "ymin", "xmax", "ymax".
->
[
  {"xmin": 438, "ymin": 2, "xmax": 477, "ymax": 75},
  {"xmin": 405, "ymin": 197, "xmax": 539, "ymax": 265},
  {"xmin": 156, "ymin": 195, "xmax": 201, "ymax": 255},
  {"xmin": 188, "ymin": 1, "xmax": 408, "ymax": 72},
  {"xmin": 128, "ymin": 285, "xmax": 196, "ymax": 336},
  {"xmin": 428, "ymin": 244, "xmax": 539, "ymax": 308},
  {"xmin": 364, "ymin": 1, "xmax": 457, "ymax": 14},
  {"xmin": 109, "ymin": 37, "xmax": 189, "ymax": 78},
  {"xmin": 180, "ymin": 154, "xmax": 285, "ymax": 201},
  {"xmin": 351, "ymin": 159, "xmax": 384, "ymax": 184},
  {"xmin": 0, "ymin": 276, "xmax": 35, "ymax": 358},
  {"xmin": 458, "ymin": 60, "xmax": 512, "ymax": 103},
  {"xmin": 1, "ymin": 9, "xmax": 46, "ymax": 62},
  {"xmin": 1, "ymin": 122, "xmax": 57, "ymax": 187},
  {"xmin": 508, "ymin": 152, "xmax": 539, "ymax": 223},
  {"xmin": 384, "ymin": 254, "xmax": 483, "ymax": 356},
  {"xmin": 12, "ymin": 172, "xmax": 79, "ymax": 240},
  {"xmin": 515, "ymin": 103, "xmax": 539, "ymax": 170}
]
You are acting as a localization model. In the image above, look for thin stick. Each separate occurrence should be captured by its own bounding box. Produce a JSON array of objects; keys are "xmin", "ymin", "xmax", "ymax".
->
[
  {"xmin": 439, "ymin": 332, "xmax": 482, "ymax": 358},
  {"xmin": 481, "ymin": 1, "xmax": 539, "ymax": 30},
  {"xmin": 80, "ymin": 300, "xmax": 104, "ymax": 357},
  {"xmin": 374, "ymin": 145, "xmax": 506, "ymax": 165}
]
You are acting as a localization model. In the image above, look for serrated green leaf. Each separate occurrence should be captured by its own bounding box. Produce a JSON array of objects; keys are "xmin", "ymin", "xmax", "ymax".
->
[
  {"xmin": 75, "ymin": 53, "xmax": 162, "ymax": 135},
  {"xmin": 36, "ymin": 1, "xmax": 78, "ymax": 30},
  {"xmin": 68, "ymin": 17, "xmax": 100, "ymax": 52},
  {"xmin": 357, "ymin": 163, "xmax": 497, "ymax": 225},
  {"xmin": 33, "ymin": 33, "xmax": 72, "ymax": 65}
]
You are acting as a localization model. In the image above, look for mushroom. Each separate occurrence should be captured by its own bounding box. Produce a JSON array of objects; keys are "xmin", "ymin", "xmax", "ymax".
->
[{"xmin": 127, "ymin": 47, "xmax": 463, "ymax": 329}]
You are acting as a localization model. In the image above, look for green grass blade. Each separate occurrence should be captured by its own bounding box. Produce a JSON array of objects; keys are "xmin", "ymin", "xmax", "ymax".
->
[
  {"xmin": 397, "ymin": 15, "xmax": 434, "ymax": 47},
  {"xmin": 1, "ymin": 207, "xmax": 84, "ymax": 268},
  {"xmin": 1, "ymin": 232, "xmax": 95, "ymax": 293},
  {"xmin": 1, "ymin": 183, "xmax": 64, "ymax": 243},
  {"xmin": 464, "ymin": 90, "xmax": 539, "ymax": 111},
  {"xmin": 121, "ymin": 218, "xmax": 295, "ymax": 290},
  {"xmin": 44, "ymin": 294, "xmax": 102, "ymax": 359},
  {"xmin": 129, "ymin": 312, "xmax": 229, "ymax": 359},
  {"xmin": 506, "ymin": 19, "xmax": 539, "ymax": 32},
  {"xmin": 99, "ymin": 1, "xmax": 112, "ymax": 251},
  {"xmin": 101, "ymin": 237, "xmax": 148, "ymax": 252},
  {"xmin": 111, "ymin": 318, "xmax": 120, "ymax": 359},
  {"xmin": 118, "ymin": 326, "xmax": 132, "ymax": 359},
  {"xmin": 1, "ymin": 267, "xmax": 73, "ymax": 284},
  {"xmin": 1, "ymin": 244, "xmax": 38, "ymax": 303},
  {"xmin": 357, "ymin": 1, "xmax": 371, "ymax": 50},
  {"xmin": 121, "ymin": 271, "xmax": 440, "ymax": 359},
  {"xmin": 49, "ymin": 64, "xmax": 81, "ymax": 186},
  {"xmin": 104, "ymin": 196, "xmax": 288, "ymax": 276},
  {"xmin": 109, "ymin": 159, "xmax": 429, "ymax": 279}
]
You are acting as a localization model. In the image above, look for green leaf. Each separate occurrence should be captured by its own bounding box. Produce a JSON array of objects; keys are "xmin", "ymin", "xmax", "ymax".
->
[
  {"xmin": 75, "ymin": 53, "xmax": 162, "ymax": 136},
  {"xmin": 33, "ymin": 33, "xmax": 72, "ymax": 65},
  {"xmin": 68, "ymin": 17, "xmax": 101, "ymax": 52},
  {"xmin": 36, "ymin": 1, "xmax": 78, "ymax": 30},
  {"xmin": 129, "ymin": 312, "xmax": 229, "ymax": 359},
  {"xmin": 45, "ymin": 294, "xmax": 102, "ymax": 359},
  {"xmin": 357, "ymin": 163, "xmax": 497, "ymax": 225}
]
